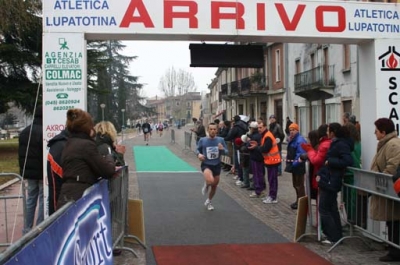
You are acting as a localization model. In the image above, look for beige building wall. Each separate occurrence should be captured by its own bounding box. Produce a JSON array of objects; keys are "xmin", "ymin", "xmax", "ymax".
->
[{"xmin": 192, "ymin": 101, "xmax": 202, "ymax": 120}]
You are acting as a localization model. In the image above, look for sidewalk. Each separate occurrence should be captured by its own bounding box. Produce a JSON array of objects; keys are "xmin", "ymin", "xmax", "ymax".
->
[{"xmin": 116, "ymin": 127, "xmax": 388, "ymax": 265}]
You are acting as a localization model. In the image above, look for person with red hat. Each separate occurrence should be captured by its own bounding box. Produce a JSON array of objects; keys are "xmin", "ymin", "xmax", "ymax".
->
[{"xmin": 285, "ymin": 122, "xmax": 307, "ymax": 210}]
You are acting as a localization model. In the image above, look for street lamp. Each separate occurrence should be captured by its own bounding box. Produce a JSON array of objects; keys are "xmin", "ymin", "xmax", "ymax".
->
[
  {"xmin": 100, "ymin": 103, "xmax": 106, "ymax": 121},
  {"xmin": 121, "ymin": 108, "xmax": 125, "ymax": 141}
]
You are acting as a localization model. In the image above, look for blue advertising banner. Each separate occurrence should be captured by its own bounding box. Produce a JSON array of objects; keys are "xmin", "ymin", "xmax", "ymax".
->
[{"xmin": 5, "ymin": 180, "xmax": 113, "ymax": 265}]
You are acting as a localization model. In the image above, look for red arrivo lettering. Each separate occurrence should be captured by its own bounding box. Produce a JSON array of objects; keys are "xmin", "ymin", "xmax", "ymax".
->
[
  {"xmin": 315, "ymin": 6, "xmax": 346, "ymax": 32},
  {"xmin": 275, "ymin": 3, "xmax": 305, "ymax": 31},
  {"xmin": 257, "ymin": 3, "xmax": 265, "ymax": 30},
  {"xmin": 211, "ymin": 1, "xmax": 245, "ymax": 29},
  {"xmin": 120, "ymin": 0, "xmax": 154, "ymax": 28},
  {"xmin": 164, "ymin": 1, "xmax": 198, "ymax": 28}
]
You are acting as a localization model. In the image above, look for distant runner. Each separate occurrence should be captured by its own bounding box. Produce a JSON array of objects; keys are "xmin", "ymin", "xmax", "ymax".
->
[
  {"xmin": 196, "ymin": 123, "xmax": 228, "ymax": 211},
  {"xmin": 142, "ymin": 119, "xmax": 151, "ymax": 145}
]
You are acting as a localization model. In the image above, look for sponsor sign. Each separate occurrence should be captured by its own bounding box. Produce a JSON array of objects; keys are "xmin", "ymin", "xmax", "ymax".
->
[
  {"xmin": 376, "ymin": 40, "xmax": 400, "ymax": 134},
  {"xmin": 43, "ymin": 33, "xmax": 86, "ymax": 217},
  {"xmin": 43, "ymin": 0, "xmax": 400, "ymax": 40},
  {"xmin": 4, "ymin": 181, "xmax": 113, "ymax": 265}
]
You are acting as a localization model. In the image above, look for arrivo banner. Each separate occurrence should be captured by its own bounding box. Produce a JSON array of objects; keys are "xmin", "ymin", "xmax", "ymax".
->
[{"xmin": 43, "ymin": 0, "xmax": 400, "ymax": 40}]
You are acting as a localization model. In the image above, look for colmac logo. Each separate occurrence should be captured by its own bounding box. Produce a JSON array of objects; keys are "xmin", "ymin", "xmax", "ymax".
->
[{"xmin": 379, "ymin": 46, "xmax": 400, "ymax": 71}]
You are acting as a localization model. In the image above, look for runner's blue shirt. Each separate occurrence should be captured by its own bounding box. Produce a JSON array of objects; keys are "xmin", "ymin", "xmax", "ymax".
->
[{"xmin": 196, "ymin": 137, "xmax": 228, "ymax": 166}]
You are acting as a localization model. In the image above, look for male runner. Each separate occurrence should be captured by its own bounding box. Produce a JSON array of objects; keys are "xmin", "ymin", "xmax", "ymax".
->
[
  {"xmin": 196, "ymin": 123, "xmax": 228, "ymax": 211},
  {"xmin": 141, "ymin": 119, "xmax": 151, "ymax": 145}
]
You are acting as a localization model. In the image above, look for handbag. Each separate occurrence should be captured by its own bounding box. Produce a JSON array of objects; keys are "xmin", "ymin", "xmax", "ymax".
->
[{"xmin": 338, "ymin": 202, "xmax": 348, "ymax": 227}]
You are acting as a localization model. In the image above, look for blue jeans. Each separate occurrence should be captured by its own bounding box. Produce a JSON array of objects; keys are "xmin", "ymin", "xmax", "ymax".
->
[{"xmin": 24, "ymin": 179, "xmax": 44, "ymax": 234}]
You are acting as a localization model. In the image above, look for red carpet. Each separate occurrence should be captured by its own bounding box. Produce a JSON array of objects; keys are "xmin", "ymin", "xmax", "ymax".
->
[{"xmin": 153, "ymin": 243, "xmax": 333, "ymax": 265}]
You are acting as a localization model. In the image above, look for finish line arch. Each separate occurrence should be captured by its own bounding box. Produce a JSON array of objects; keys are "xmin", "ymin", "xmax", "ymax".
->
[{"xmin": 42, "ymin": 0, "xmax": 400, "ymax": 178}]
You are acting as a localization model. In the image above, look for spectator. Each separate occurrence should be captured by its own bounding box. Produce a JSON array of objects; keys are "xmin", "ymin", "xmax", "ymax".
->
[
  {"xmin": 57, "ymin": 109, "xmax": 116, "ymax": 209},
  {"xmin": 285, "ymin": 117, "xmax": 293, "ymax": 139},
  {"xmin": 349, "ymin": 114, "xmax": 361, "ymax": 136},
  {"xmin": 225, "ymin": 115, "xmax": 249, "ymax": 186},
  {"xmin": 217, "ymin": 120, "xmax": 229, "ymax": 138},
  {"xmin": 47, "ymin": 128, "xmax": 69, "ymax": 215},
  {"xmin": 342, "ymin": 112, "xmax": 351, "ymax": 125},
  {"xmin": 285, "ymin": 123, "xmax": 307, "ymax": 210},
  {"xmin": 94, "ymin": 121, "xmax": 126, "ymax": 166},
  {"xmin": 248, "ymin": 120, "xmax": 280, "ymax": 203},
  {"xmin": 246, "ymin": 121, "xmax": 265, "ymax": 197},
  {"xmin": 317, "ymin": 123, "xmax": 353, "ymax": 245},
  {"xmin": 269, "ymin": 114, "xmax": 285, "ymax": 175},
  {"xmin": 191, "ymin": 119, "xmax": 206, "ymax": 145},
  {"xmin": 18, "ymin": 106, "xmax": 44, "ymax": 233},
  {"xmin": 370, "ymin": 118, "xmax": 400, "ymax": 262},
  {"xmin": 235, "ymin": 137, "xmax": 251, "ymax": 189},
  {"xmin": 301, "ymin": 125, "xmax": 331, "ymax": 200},
  {"xmin": 343, "ymin": 122, "xmax": 362, "ymax": 226}
]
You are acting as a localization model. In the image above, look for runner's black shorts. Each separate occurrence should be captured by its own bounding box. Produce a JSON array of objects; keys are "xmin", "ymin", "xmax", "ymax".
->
[{"xmin": 201, "ymin": 163, "xmax": 221, "ymax": 177}]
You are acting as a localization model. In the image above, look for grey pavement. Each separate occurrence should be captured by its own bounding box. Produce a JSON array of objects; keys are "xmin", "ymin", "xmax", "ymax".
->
[{"xmin": 115, "ymin": 127, "xmax": 390, "ymax": 265}]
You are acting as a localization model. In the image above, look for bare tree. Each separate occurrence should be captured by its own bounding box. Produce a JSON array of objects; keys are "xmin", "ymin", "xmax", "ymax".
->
[
  {"xmin": 159, "ymin": 67, "xmax": 196, "ymax": 97},
  {"xmin": 158, "ymin": 67, "xmax": 197, "ymax": 123}
]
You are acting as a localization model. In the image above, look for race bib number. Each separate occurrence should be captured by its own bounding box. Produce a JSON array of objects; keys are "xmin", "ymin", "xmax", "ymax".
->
[
  {"xmin": 144, "ymin": 128, "xmax": 148, "ymax": 133},
  {"xmin": 206, "ymin": 146, "xmax": 219, "ymax": 160}
]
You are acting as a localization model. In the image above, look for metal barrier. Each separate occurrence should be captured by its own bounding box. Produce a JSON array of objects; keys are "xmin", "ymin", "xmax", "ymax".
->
[
  {"xmin": 297, "ymin": 164, "xmax": 400, "ymax": 253},
  {"xmin": 170, "ymin": 129, "xmax": 175, "ymax": 144},
  {"xmin": 0, "ymin": 201, "xmax": 72, "ymax": 262},
  {"xmin": 101, "ymin": 166, "xmax": 146, "ymax": 257},
  {"xmin": 220, "ymin": 141, "xmax": 234, "ymax": 168},
  {"xmin": 0, "ymin": 173, "xmax": 26, "ymax": 250},
  {"xmin": 0, "ymin": 167, "xmax": 146, "ymax": 262},
  {"xmin": 338, "ymin": 168, "xmax": 400, "ymax": 251},
  {"xmin": 183, "ymin": 131, "xmax": 194, "ymax": 153}
]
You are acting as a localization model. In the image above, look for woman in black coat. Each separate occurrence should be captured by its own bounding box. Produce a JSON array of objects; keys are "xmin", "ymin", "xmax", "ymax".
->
[
  {"xmin": 58, "ymin": 109, "xmax": 116, "ymax": 209},
  {"xmin": 317, "ymin": 122, "xmax": 353, "ymax": 244}
]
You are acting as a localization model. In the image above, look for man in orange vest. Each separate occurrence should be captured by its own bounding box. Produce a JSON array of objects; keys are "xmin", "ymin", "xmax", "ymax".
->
[{"xmin": 248, "ymin": 120, "xmax": 281, "ymax": 204}]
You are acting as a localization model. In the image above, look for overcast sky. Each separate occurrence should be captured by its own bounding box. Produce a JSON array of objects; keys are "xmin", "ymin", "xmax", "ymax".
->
[{"xmin": 121, "ymin": 41, "xmax": 217, "ymax": 98}]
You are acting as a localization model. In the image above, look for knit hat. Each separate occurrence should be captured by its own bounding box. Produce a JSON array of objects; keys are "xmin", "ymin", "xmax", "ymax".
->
[
  {"xmin": 241, "ymin": 134, "xmax": 248, "ymax": 143},
  {"xmin": 249, "ymin": 121, "xmax": 258, "ymax": 129},
  {"xmin": 289, "ymin": 123, "xmax": 299, "ymax": 131},
  {"xmin": 234, "ymin": 137, "xmax": 243, "ymax": 146}
]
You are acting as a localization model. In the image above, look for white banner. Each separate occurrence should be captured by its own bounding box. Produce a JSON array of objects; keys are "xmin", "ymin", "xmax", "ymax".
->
[{"xmin": 43, "ymin": 0, "xmax": 400, "ymax": 41}]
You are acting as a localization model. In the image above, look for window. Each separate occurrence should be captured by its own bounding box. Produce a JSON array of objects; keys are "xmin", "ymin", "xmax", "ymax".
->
[
  {"xmin": 295, "ymin": 59, "xmax": 300, "ymax": 74},
  {"xmin": 238, "ymin": 104, "xmax": 244, "ymax": 115},
  {"xmin": 295, "ymin": 59, "xmax": 301, "ymax": 86},
  {"xmin": 326, "ymin": 103, "xmax": 340, "ymax": 124},
  {"xmin": 299, "ymin": 107, "xmax": 309, "ymax": 134},
  {"xmin": 275, "ymin": 49, "xmax": 281, "ymax": 82},
  {"xmin": 343, "ymin": 44, "xmax": 351, "ymax": 71}
]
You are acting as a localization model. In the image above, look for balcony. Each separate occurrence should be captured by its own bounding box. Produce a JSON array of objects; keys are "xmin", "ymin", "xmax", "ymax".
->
[
  {"xmin": 240, "ymin": 76, "xmax": 268, "ymax": 96},
  {"xmin": 294, "ymin": 65, "xmax": 335, "ymax": 101},
  {"xmin": 231, "ymin": 80, "xmax": 240, "ymax": 95},
  {"xmin": 221, "ymin": 83, "xmax": 230, "ymax": 100}
]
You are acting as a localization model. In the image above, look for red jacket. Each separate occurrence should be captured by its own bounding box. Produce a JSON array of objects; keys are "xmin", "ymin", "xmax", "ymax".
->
[{"xmin": 307, "ymin": 136, "xmax": 331, "ymax": 189}]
